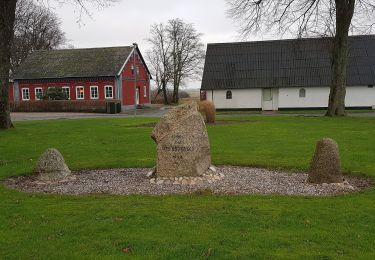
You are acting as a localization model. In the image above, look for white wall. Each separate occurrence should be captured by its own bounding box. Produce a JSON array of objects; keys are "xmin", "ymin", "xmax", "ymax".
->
[
  {"xmin": 346, "ymin": 86, "xmax": 375, "ymax": 107},
  {"xmin": 279, "ymin": 87, "xmax": 330, "ymax": 108},
  {"xmin": 207, "ymin": 89, "xmax": 262, "ymax": 109},
  {"xmin": 279, "ymin": 86, "xmax": 375, "ymax": 108}
]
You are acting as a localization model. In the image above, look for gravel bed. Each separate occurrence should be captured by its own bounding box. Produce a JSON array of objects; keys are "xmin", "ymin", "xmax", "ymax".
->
[{"xmin": 4, "ymin": 166, "xmax": 372, "ymax": 196}]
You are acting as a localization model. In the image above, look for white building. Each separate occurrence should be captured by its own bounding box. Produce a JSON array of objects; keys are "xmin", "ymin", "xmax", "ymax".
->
[{"xmin": 201, "ymin": 36, "xmax": 375, "ymax": 111}]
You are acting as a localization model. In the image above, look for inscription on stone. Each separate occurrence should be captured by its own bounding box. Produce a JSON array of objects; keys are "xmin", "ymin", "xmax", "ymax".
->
[{"xmin": 151, "ymin": 102, "xmax": 211, "ymax": 177}]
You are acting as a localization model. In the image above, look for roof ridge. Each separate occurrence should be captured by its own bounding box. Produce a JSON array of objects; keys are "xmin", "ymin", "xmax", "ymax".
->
[
  {"xmin": 32, "ymin": 46, "xmax": 134, "ymax": 53},
  {"xmin": 207, "ymin": 34, "xmax": 375, "ymax": 46}
]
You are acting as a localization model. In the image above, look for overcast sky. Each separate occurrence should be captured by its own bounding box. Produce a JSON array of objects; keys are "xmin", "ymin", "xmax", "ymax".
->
[
  {"xmin": 52, "ymin": 0, "xmax": 231, "ymax": 47},
  {"xmin": 48, "ymin": 0, "xmax": 277, "ymax": 88}
]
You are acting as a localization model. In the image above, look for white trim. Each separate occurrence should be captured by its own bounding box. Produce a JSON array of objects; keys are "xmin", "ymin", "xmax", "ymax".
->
[
  {"xmin": 76, "ymin": 86, "xmax": 85, "ymax": 100},
  {"xmin": 105, "ymin": 85, "xmax": 114, "ymax": 99},
  {"xmin": 21, "ymin": 88, "xmax": 30, "ymax": 101},
  {"xmin": 143, "ymin": 85, "xmax": 147, "ymax": 97},
  {"xmin": 117, "ymin": 48, "xmax": 136, "ymax": 76},
  {"xmin": 90, "ymin": 86, "xmax": 99, "ymax": 100},
  {"xmin": 62, "ymin": 86, "xmax": 70, "ymax": 99},
  {"xmin": 35, "ymin": 87, "xmax": 43, "ymax": 100}
]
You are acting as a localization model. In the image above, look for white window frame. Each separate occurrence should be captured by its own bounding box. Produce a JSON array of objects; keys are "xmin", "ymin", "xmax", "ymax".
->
[
  {"xmin": 90, "ymin": 86, "xmax": 99, "ymax": 100},
  {"xmin": 21, "ymin": 88, "xmax": 30, "ymax": 101},
  {"xmin": 105, "ymin": 85, "xmax": 113, "ymax": 99},
  {"xmin": 143, "ymin": 85, "xmax": 147, "ymax": 97},
  {"xmin": 35, "ymin": 88, "xmax": 43, "ymax": 100},
  {"xmin": 62, "ymin": 86, "xmax": 70, "ymax": 99},
  {"xmin": 76, "ymin": 86, "xmax": 85, "ymax": 100}
]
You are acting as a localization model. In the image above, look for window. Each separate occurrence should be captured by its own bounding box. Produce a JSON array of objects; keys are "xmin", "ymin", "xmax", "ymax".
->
[
  {"xmin": 263, "ymin": 88, "xmax": 272, "ymax": 101},
  {"xmin": 35, "ymin": 88, "xmax": 43, "ymax": 100},
  {"xmin": 131, "ymin": 64, "xmax": 135, "ymax": 76},
  {"xmin": 136, "ymin": 66, "xmax": 140, "ymax": 75},
  {"xmin": 22, "ymin": 88, "xmax": 30, "ymax": 100},
  {"xmin": 143, "ymin": 85, "xmax": 147, "ymax": 97},
  {"xmin": 90, "ymin": 86, "xmax": 99, "ymax": 99},
  {"xmin": 62, "ymin": 87, "xmax": 70, "ymax": 99},
  {"xmin": 105, "ymin": 85, "xmax": 113, "ymax": 99},
  {"xmin": 76, "ymin": 86, "xmax": 84, "ymax": 100},
  {"xmin": 299, "ymin": 88, "xmax": 306, "ymax": 98},
  {"xmin": 226, "ymin": 90, "xmax": 232, "ymax": 100}
]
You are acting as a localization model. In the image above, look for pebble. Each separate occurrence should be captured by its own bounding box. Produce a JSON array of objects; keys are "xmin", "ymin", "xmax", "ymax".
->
[{"xmin": 4, "ymin": 167, "xmax": 372, "ymax": 196}]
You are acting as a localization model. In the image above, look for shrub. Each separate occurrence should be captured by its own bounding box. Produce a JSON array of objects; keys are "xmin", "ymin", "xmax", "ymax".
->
[
  {"xmin": 10, "ymin": 100, "xmax": 118, "ymax": 113},
  {"xmin": 43, "ymin": 87, "xmax": 69, "ymax": 100},
  {"xmin": 179, "ymin": 90, "xmax": 190, "ymax": 99},
  {"xmin": 198, "ymin": 100, "xmax": 216, "ymax": 124},
  {"xmin": 151, "ymin": 88, "xmax": 192, "ymax": 104}
]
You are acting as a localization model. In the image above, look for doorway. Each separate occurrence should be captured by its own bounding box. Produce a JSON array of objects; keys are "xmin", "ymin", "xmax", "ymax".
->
[
  {"xmin": 136, "ymin": 87, "xmax": 140, "ymax": 105},
  {"xmin": 262, "ymin": 88, "xmax": 279, "ymax": 111}
]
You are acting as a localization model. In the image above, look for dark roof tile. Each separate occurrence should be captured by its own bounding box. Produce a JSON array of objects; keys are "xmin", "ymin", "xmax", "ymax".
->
[
  {"xmin": 202, "ymin": 35, "xmax": 375, "ymax": 89},
  {"xmin": 14, "ymin": 46, "xmax": 133, "ymax": 80}
]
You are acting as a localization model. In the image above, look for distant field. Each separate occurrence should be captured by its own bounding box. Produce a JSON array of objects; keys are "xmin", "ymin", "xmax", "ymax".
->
[{"xmin": 1, "ymin": 116, "xmax": 375, "ymax": 258}]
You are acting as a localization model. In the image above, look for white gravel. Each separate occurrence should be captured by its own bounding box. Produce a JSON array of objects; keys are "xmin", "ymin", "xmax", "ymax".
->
[{"xmin": 4, "ymin": 166, "xmax": 372, "ymax": 196}]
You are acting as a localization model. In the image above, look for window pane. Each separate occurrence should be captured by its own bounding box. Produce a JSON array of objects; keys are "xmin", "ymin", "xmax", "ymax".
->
[
  {"xmin": 263, "ymin": 89, "xmax": 272, "ymax": 101},
  {"xmin": 62, "ymin": 87, "xmax": 70, "ymax": 99},
  {"xmin": 35, "ymin": 88, "xmax": 43, "ymax": 100},
  {"xmin": 22, "ymin": 88, "xmax": 30, "ymax": 100},
  {"xmin": 76, "ymin": 87, "xmax": 84, "ymax": 99},
  {"xmin": 105, "ymin": 86, "xmax": 113, "ymax": 98},
  {"xmin": 90, "ymin": 86, "xmax": 98, "ymax": 99}
]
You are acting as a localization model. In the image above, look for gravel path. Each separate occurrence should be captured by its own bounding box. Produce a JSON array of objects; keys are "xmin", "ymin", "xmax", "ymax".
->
[{"xmin": 4, "ymin": 166, "xmax": 372, "ymax": 196}]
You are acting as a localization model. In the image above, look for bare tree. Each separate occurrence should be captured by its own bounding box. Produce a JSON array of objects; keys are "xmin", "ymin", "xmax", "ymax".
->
[
  {"xmin": 0, "ymin": 1, "xmax": 17, "ymax": 129},
  {"xmin": 0, "ymin": 0, "xmax": 113, "ymax": 130},
  {"xmin": 11, "ymin": 0, "xmax": 67, "ymax": 75},
  {"xmin": 167, "ymin": 19, "xmax": 205, "ymax": 104},
  {"xmin": 146, "ymin": 23, "xmax": 173, "ymax": 105},
  {"xmin": 147, "ymin": 19, "xmax": 205, "ymax": 105},
  {"xmin": 226, "ymin": 0, "xmax": 375, "ymax": 116}
]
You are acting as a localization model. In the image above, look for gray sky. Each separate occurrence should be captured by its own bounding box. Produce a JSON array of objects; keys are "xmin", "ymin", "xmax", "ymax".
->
[
  {"xmin": 51, "ymin": 0, "xmax": 241, "ymax": 48},
  {"xmin": 48, "ymin": 0, "xmax": 274, "ymax": 88}
]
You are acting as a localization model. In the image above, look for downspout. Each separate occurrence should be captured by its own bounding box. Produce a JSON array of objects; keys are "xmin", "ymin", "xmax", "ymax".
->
[{"xmin": 133, "ymin": 43, "xmax": 137, "ymax": 116}]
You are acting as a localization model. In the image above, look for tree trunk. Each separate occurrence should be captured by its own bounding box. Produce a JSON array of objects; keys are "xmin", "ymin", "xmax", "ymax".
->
[
  {"xmin": 0, "ymin": 0, "xmax": 17, "ymax": 129},
  {"xmin": 172, "ymin": 83, "xmax": 179, "ymax": 104},
  {"xmin": 161, "ymin": 79, "xmax": 169, "ymax": 105},
  {"xmin": 326, "ymin": 0, "xmax": 355, "ymax": 116}
]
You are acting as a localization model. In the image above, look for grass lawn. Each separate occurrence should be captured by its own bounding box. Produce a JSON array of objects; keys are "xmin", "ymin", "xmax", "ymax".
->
[
  {"xmin": 217, "ymin": 109, "xmax": 375, "ymax": 115},
  {"xmin": 1, "ymin": 116, "xmax": 375, "ymax": 259}
]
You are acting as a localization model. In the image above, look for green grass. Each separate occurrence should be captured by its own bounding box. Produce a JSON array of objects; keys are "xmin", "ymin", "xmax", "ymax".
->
[
  {"xmin": 1, "ymin": 116, "xmax": 375, "ymax": 259},
  {"xmin": 217, "ymin": 109, "xmax": 375, "ymax": 115}
]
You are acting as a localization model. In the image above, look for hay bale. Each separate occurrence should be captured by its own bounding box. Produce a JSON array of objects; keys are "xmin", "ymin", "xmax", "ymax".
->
[
  {"xmin": 198, "ymin": 100, "xmax": 216, "ymax": 124},
  {"xmin": 308, "ymin": 138, "xmax": 343, "ymax": 184}
]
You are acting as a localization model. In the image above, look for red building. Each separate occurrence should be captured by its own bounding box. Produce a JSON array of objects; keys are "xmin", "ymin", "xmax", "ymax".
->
[{"xmin": 10, "ymin": 44, "xmax": 151, "ymax": 110}]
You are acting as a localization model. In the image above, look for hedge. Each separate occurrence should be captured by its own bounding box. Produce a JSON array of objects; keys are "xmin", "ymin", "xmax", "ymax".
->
[{"xmin": 10, "ymin": 100, "xmax": 121, "ymax": 113}]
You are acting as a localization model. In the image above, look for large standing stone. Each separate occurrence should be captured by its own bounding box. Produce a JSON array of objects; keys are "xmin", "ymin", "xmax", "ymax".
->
[
  {"xmin": 308, "ymin": 138, "xmax": 343, "ymax": 184},
  {"xmin": 34, "ymin": 148, "xmax": 71, "ymax": 181},
  {"xmin": 151, "ymin": 102, "xmax": 211, "ymax": 177}
]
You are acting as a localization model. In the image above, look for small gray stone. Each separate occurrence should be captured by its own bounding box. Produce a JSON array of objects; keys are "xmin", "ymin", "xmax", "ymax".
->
[
  {"xmin": 308, "ymin": 138, "xmax": 343, "ymax": 184},
  {"xmin": 34, "ymin": 148, "xmax": 71, "ymax": 181},
  {"xmin": 209, "ymin": 165, "xmax": 217, "ymax": 172}
]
